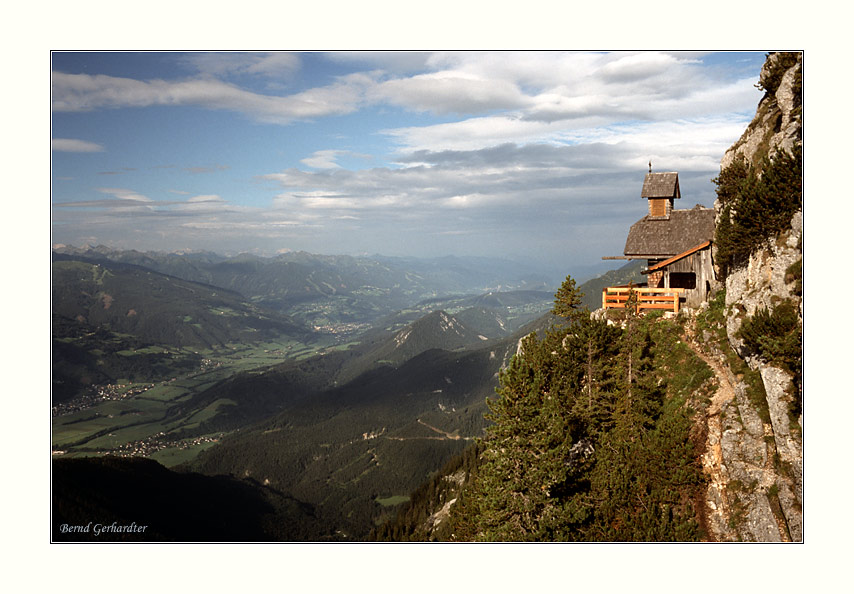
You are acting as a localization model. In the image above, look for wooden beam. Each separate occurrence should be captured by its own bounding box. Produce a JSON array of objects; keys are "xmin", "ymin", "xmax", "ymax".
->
[
  {"xmin": 604, "ymin": 287, "xmax": 684, "ymax": 294},
  {"xmin": 646, "ymin": 240, "xmax": 712, "ymax": 272}
]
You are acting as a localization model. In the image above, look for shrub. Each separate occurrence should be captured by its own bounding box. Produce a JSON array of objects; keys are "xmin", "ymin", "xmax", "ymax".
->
[
  {"xmin": 736, "ymin": 300, "xmax": 802, "ymax": 420},
  {"xmin": 756, "ymin": 52, "xmax": 801, "ymax": 100},
  {"xmin": 713, "ymin": 145, "xmax": 802, "ymax": 278},
  {"xmin": 736, "ymin": 300, "xmax": 801, "ymax": 374},
  {"xmin": 785, "ymin": 259, "xmax": 802, "ymax": 296}
]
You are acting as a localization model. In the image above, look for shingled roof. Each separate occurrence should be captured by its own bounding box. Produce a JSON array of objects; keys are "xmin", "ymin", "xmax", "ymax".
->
[
  {"xmin": 624, "ymin": 206, "xmax": 715, "ymax": 257},
  {"xmin": 641, "ymin": 172, "xmax": 680, "ymax": 199}
]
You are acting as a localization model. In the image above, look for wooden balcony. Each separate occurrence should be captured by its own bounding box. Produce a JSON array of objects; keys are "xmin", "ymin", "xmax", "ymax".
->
[{"xmin": 602, "ymin": 286, "xmax": 685, "ymax": 313}]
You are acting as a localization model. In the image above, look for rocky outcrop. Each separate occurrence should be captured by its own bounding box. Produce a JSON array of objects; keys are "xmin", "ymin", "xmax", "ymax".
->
[
  {"xmin": 711, "ymin": 214, "xmax": 802, "ymax": 542},
  {"xmin": 703, "ymin": 52, "xmax": 803, "ymax": 542},
  {"xmin": 686, "ymin": 308, "xmax": 797, "ymax": 542},
  {"xmin": 724, "ymin": 210, "xmax": 802, "ymax": 355},
  {"xmin": 721, "ymin": 52, "xmax": 802, "ymax": 171}
]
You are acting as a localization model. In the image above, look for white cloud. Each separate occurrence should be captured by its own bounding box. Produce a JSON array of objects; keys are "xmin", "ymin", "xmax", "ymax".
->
[
  {"xmin": 299, "ymin": 149, "xmax": 373, "ymax": 169},
  {"xmin": 373, "ymin": 70, "xmax": 530, "ymax": 114},
  {"xmin": 175, "ymin": 194, "xmax": 231, "ymax": 212},
  {"xmin": 382, "ymin": 115, "xmax": 565, "ymax": 153},
  {"xmin": 181, "ymin": 52, "xmax": 301, "ymax": 79},
  {"xmin": 51, "ymin": 51, "xmax": 760, "ymax": 134},
  {"xmin": 96, "ymin": 187, "xmax": 152, "ymax": 202},
  {"xmin": 300, "ymin": 150, "xmax": 345, "ymax": 169},
  {"xmin": 51, "ymin": 71, "xmax": 374, "ymax": 123},
  {"xmin": 187, "ymin": 194, "xmax": 225, "ymax": 203},
  {"xmin": 367, "ymin": 51, "xmax": 759, "ymax": 155},
  {"xmin": 598, "ymin": 52, "xmax": 687, "ymax": 83},
  {"xmin": 383, "ymin": 109, "xmax": 753, "ymax": 157},
  {"xmin": 259, "ymin": 127, "xmax": 734, "ymax": 252},
  {"xmin": 51, "ymin": 138, "xmax": 104, "ymax": 152},
  {"xmin": 372, "ymin": 51, "xmax": 758, "ymax": 133}
]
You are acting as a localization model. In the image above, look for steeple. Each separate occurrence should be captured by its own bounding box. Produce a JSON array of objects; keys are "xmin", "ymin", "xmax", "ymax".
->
[{"xmin": 641, "ymin": 171, "xmax": 680, "ymax": 219}]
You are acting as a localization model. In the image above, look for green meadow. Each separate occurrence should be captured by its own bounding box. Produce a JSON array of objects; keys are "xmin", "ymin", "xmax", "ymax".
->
[{"xmin": 51, "ymin": 335, "xmax": 334, "ymax": 462}]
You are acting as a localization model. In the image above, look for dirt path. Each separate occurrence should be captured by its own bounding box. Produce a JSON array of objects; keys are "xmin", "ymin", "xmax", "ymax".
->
[
  {"xmin": 417, "ymin": 419, "xmax": 463, "ymax": 440},
  {"xmin": 682, "ymin": 320, "xmax": 736, "ymax": 540},
  {"xmin": 383, "ymin": 419, "xmax": 471, "ymax": 442},
  {"xmin": 684, "ymin": 328, "xmax": 736, "ymax": 415}
]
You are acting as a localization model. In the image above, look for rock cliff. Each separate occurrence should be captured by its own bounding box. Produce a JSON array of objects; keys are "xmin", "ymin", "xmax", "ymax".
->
[
  {"xmin": 721, "ymin": 52, "xmax": 802, "ymax": 171},
  {"xmin": 702, "ymin": 51, "xmax": 803, "ymax": 541}
]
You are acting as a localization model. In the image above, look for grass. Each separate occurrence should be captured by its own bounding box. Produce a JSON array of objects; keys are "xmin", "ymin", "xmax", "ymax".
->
[
  {"xmin": 376, "ymin": 495, "xmax": 410, "ymax": 507},
  {"xmin": 645, "ymin": 316, "xmax": 715, "ymax": 402},
  {"xmin": 115, "ymin": 346, "xmax": 169, "ymax": 356},
  {"xmin": 180, "ymin": 398, "xmax": 237, "ymax": 428},
  {"xmin": 52, "ymin": 335, "xmax": 327, "ymax": 455},
  {"xmin": 134, "ymin": 384, "xmax": 191, "ymax": 402},
  {"xmin": 53, "ymin": 421, "xmax": 117, "ymax": 448},
  {"xmin": 54, "ymin": 388, "xmax": 235, "ymax": 452},
  {"xmin": 148, "ymin": 440, "xmax": 222, "ymax": 468}
]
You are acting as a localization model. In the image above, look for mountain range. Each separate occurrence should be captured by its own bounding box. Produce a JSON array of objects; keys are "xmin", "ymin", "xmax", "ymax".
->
[{"xmin": 51, "ymin": 243, "xmax": 659, "ymax": 540}]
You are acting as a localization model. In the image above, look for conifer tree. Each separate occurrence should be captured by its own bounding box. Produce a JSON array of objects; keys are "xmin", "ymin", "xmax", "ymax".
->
[
  {"xmin": 568, "ymin": 317, "xmax": 621, "ymax": 436},
  {"xmin": 462, "ymin": 332, "xmax": 574, "ymax": 540},
  {"xmin": 552, "ymin": 274, "xmax": 586, "ymax": 323}
]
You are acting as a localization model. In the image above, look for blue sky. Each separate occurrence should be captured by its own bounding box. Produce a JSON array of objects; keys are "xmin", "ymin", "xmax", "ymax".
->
[{"xmin": 51, "ymin": 51, "xmax": 767, "ymax": 273}]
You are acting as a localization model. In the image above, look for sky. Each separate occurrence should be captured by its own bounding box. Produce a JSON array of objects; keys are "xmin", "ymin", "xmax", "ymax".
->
[{"xmin": 51, "ymin": 51, "xmax": 768, "ymax": 274}]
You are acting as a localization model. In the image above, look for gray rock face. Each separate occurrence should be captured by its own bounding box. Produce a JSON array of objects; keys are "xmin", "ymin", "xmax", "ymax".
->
[
  {"xmin": 721, "ymin": 52, "xmax": 802, "ymax": 171},
  {"xmin": 709, "ymin": 212, "xmax": 802, "ymax": 542},
  {"xmin": 697, "ymin": 330, "xmax": 801, "ymax": 542},
  {"xmin": 702, "ymin": 52, "xmax": 803, "ymax": 542},
  {"xmin": 724, "ymin": 211, "xmax": 802, "ymax": 357},
  {"xmin": 716, "ymin": 372, "xmax": 783, "ymax": 542}
]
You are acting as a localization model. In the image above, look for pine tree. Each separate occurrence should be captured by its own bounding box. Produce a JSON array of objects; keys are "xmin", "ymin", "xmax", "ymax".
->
[
  {"xmin": 464, "ymin": 332, "xmax": 579, "ymax": 540},
  {"xmin": 552, "ymin": 274, "xmax": 586, "ymax": 323},
  {"xmin": 568, "ymin": 317, "xmax": 621, "ymax": 436},
  {"xmin": 455, "ymin": 276, "xmax": 598, "ymax": 540}
]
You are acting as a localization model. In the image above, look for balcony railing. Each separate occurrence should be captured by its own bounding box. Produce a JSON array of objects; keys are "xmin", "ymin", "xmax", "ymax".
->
[{"xmin": 601, "ymin": 286, "xmax": 685, "ymax": 313}]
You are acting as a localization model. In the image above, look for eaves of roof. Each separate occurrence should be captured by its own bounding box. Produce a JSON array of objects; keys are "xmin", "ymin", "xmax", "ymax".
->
[{"xmin": 646, "ymin": 240, "xmax": 711, "ymax": 272}]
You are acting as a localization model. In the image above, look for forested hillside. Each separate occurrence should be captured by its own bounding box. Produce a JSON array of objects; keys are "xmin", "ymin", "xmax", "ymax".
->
[
  {"xmin": 181, "ymin": 331, "xmax": 525, "ymax": 539},
  {"xmin": 52, "ymin": 259, "xmax": 310, "ymax": 349},
  {"xmin": 377, "ymin": 278, "xmax": 714, "ymax": 541},
  {"xmin": 51, "ymin": 258, "xmax": 314, "ymax": 404}
]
